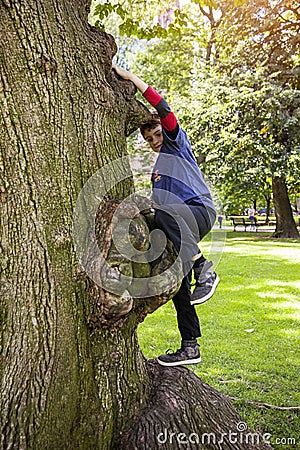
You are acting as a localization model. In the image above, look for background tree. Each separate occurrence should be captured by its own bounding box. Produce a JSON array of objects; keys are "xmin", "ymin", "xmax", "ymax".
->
[
  {"xmin": 180, "ymin": 70, "xmax": 300, "ymax": 235},
  {"xmin": 125, "ymin": 0, "xmax": 300, "ymax": 237},
  {"xmin": 217, "ymin": 0, "xmax": 300, "ymax": 84},
  {"xmin": 214, "ymin": 0, "xmax": 300, "ymax": 237}
]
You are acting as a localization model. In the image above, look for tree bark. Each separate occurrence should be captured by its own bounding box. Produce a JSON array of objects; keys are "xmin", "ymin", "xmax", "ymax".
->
[
  {"xmin": 0, "ymin": 0, "xmax": 274, "ymax": 449},
  {"xmin": 199, "ymin": 5, "xmax": 222, "ymax": 63},
  {"xmin": 120, "ymin": 361, "xmax": 272, "ymax": 450},
  {"xmin": 272, "ymin": 177, "xmax": 299, "ymax": 238},
  {"xmin": 263, "ymin": 193, "xmax": 272, "ymax": 225}
]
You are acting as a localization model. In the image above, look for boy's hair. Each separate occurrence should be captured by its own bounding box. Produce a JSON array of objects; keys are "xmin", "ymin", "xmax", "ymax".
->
[{"xmin": 140, "ymin": 112, "xmax": 161, "ymax": 137}]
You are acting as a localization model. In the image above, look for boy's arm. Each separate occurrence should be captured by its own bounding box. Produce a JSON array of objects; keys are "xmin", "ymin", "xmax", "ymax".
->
[
  {"xmin": 143, "ymin": 86, "xmax": 178, "ymax": 138},
  {"xmin": 113, "ymin": 65, "xmax": 179, "ymax": 138}
]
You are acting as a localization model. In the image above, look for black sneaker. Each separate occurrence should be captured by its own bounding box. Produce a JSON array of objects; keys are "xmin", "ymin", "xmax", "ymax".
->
[
  {"xmin": 157, "ymin": 340, "xmax": 201, "ymax": 367},
  {"xmin": 191, "ymin": 260, "xmax": 219, "ymax": 305}
]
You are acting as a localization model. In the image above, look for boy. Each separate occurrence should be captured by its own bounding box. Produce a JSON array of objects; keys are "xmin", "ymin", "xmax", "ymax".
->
[{"xmin": 113, "ymin": 65, "xmax": 219, "ymax": 366}]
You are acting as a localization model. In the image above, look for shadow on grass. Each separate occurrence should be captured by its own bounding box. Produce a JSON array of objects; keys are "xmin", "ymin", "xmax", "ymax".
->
[
  {"xmin": 195, "ymin": 235, "xmax": 300, "ymax": 450},
  {"xmin": 221, "ymin": 230, "xmax": 300, "ymax": 245}
]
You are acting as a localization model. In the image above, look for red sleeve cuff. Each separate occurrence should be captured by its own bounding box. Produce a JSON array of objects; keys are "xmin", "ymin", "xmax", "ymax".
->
[
  {"xmin": 161, "ymin": 113, "xmax": 178, "ymax": 131},
  {"xmin": 143, "ymin": 86, "xmax": 162, "ymax": 107}
]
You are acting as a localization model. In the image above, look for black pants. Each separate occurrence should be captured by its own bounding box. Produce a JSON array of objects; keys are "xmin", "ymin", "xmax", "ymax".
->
[{"xmin": 155, "ymin": 204, "xmax": 215, "ymax": 340}]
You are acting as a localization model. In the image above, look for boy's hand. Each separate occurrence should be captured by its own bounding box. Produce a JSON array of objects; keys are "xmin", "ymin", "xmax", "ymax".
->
[
  {"xmin": 112, "ymin": 65, "xmax": 149, "ymax": 94},
  {"xmin": 112, "ymin": 65, "xmax": 133, "ymax": 80}
]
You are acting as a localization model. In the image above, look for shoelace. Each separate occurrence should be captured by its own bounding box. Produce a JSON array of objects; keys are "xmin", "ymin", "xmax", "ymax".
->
[
  {"xmin": 165, "ymin": 348, "xmax": 183, "ymax": 356},
  {"xmin": 191, "ymin": 273, "xmax": 214, "ymax": 287}
]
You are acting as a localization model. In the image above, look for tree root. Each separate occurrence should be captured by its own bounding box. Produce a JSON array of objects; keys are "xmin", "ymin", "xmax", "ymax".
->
[
  {"xmin": 118, "ymin": 360, "xmax": 273, "ymax": 450},
  {"xmin": 230, "ymin": 396, "xmax": 300, "ymax": 411}
]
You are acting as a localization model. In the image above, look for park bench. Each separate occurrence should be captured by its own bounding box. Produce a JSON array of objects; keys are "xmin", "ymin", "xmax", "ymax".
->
[{"xmin": 230, "ymin": 216, "xmax": 266, "ymax": 232}]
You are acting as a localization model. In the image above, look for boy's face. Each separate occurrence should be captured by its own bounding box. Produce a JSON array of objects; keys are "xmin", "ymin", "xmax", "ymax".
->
[{"xmin": 143, "ymin": 125, "xmax": 163, "ymax": 153}]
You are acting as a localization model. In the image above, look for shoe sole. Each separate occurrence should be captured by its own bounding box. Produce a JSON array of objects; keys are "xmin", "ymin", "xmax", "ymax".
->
[
  {"xmin": 190, "ymin": 275, "xmax": 220, "ymax": 305},
  {"xmin": 157, "ymin": 356, "xmax": 201, "ymax": 367}
]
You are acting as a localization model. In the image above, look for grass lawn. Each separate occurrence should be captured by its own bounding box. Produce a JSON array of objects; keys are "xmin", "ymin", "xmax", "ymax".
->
[{"xmin": 137, "ymin": 230, "xmax": 300, "ymax": 450}]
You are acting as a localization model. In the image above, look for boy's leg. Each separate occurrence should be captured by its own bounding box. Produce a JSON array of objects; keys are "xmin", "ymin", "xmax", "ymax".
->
[
  {"xmin": 184, "ymin": 205, "xmax": 220, "ymax": 304},
  {"xmin": 154, "ymin": 204, "xmax": 217, "ymax": 271},
  {"xmin": 172, "ymin": 271, "xmax": 201, "ymax": 340},
  {"xmin": 155, "ymin": 204, "xmax": 200, "ymax": 275},
  {"xmin": 157, "ymin": 270, "xmax": 201, "ymax": 367},
  {"xmin": 154, "ymin": 204, "xmax": 219, "ymax": 305},
  {"xmin": 191, "ymin": 260, "xmax": 220, "ymax": 305}
]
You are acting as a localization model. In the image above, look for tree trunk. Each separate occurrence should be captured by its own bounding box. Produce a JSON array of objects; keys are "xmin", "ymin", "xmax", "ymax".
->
[
  {"xmin": 263, "ymin": 193, "xmax": 272, "ymax": 225},
  {"xmin": 272, "ymin": 177, "xmax": 299, "ymax": 238},
  {"xmin": 0, "ymin": 1, "xmax": 148, "ymax": 447},
  {"xmin": 0, "ymin": 1, "xmax": 273, "ymax": 448}
]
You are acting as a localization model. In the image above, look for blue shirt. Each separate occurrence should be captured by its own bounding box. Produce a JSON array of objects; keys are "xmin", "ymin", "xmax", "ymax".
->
[{"xmin": 151, "ymin": 127, "xmax": 216, "ymax": 214}]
